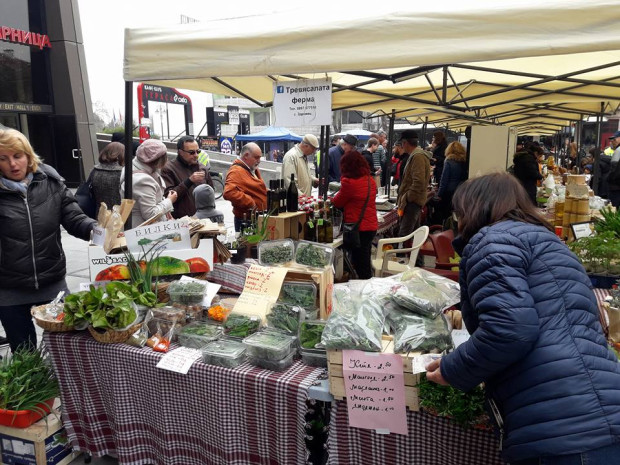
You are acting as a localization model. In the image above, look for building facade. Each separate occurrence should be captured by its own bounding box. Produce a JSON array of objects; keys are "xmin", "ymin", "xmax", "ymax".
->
[{"xmin": 0, "ymin": 0, "xmax": 97, "ymax": 186}]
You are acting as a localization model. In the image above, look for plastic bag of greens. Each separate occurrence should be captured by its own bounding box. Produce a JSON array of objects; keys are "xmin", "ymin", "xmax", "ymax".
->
[
  {"xmin": 386, "ymin": 303, "xmax": 452, "ymax": 354},
  {"xmin": 392, "ymin": 268, "xmax": 460, "ymax": 318},
  {"xmin": 321, "ymin": 281, "xmax": 386, "ymax": 352}
]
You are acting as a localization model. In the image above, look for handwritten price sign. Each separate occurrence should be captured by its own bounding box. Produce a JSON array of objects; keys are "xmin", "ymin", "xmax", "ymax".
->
[
  {"xmin": 233, "ymin": 265, "xmax": 288, "ymax": 319},
  {"xmin": 342, "ymin": 350, "xmax": 407, "ymax": 435}
]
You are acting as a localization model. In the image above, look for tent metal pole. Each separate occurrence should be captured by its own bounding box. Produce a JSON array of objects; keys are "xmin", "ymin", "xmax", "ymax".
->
[
  {"xmin": 421, "ymin": 116, "xmax": 428, "ymax": 148},
  {"xmin": 324, "ymin": 125, "xmax": 330, "ymax": 201},
  {"xmin": 386, "ymin": 110, "xmax": 396, "ymax": 198},
  {"xmin": 319, "ymin": 125, "xmax": 325, "ymax": 198},
  {"xmin": 124, "ymin": 80, "xmax": 134, "ymax": 230},
  {"xmin": 593, "ymin": 103, "xmax": 603, "ymax": 194}
]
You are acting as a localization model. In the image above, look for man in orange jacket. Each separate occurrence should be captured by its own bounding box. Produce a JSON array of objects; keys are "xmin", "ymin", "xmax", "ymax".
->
[{"xmin": 223, "ymin": 142, "xmax": 268, "ymax": 231}]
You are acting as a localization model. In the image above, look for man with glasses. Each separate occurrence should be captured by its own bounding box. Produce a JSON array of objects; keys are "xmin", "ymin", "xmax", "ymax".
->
[
  {"xmin": 281, "ymin": 134, "xmax": 319, "ymax": 196},
  {"xmin": 162, "ymin": 135, "xmax": 213, "ymax": 218}
]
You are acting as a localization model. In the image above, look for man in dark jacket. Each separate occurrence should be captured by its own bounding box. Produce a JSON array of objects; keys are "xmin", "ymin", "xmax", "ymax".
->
[
  {"xmin": 325, "ymin": 134, "xmax": 357, "ymax": 183},
  {"xmin": 162, "ymin": 136, "xmax": 213, "ymax": 218},
  {"xmin": 608, "ymin": 131, "xmax": 620, "ymax": 207}
]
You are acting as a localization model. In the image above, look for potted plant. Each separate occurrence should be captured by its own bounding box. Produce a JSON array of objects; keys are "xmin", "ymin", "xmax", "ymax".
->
[
  {"xmin": 239, "ymin": 210, "xmax": 273, "ymax": 259},
  {"xmin": 0, "ymin": 346, "xmax": 59, "ymax": 428},
  {"xmin": 123, "ymin": 240, "xmax": 166, "ymax": 310}
]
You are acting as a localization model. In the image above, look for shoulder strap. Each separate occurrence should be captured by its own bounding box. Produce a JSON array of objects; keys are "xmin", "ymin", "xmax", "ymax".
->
[{"xmin": 355, "ymin": 176, "xmax": 372, "ymax": 227}]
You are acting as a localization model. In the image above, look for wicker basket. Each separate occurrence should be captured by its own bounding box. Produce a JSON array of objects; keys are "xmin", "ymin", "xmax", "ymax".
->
[
  {"xmin": 87, "ymin": 322, "xmax": 143, "ymax": 344},
  {"xmin": 31, "ymin": 305, "xmax": 75, "ymax": 332}
]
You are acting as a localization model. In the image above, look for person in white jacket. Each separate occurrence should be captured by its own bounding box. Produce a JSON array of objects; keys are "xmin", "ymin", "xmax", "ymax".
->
[
  {"xmin": 281, "ymin": 134, "xmax": 319, "ymax": 196},
  {"xmin": 120, "ymin": 139, "xmax": 177, "ymax": 227}
]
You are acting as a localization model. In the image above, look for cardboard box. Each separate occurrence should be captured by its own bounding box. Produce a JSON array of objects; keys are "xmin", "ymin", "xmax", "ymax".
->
[
  {"xmin": 88, "ymin": 238, "xmax": 213, "ymax": 281},
  {"xmin": 0, "ymin": 409, "xmax": 79, "ymax": 465},
  {"xmin": 283, "ymin": 265, "xmax": 333, "ymax": 319},
  {"xmin": 327, "ymin": 337, "xmax": 421, "ymax": 411},
  {"xmin": 259, "ymin": 211, "xmax": 307, "ymax": 241}
]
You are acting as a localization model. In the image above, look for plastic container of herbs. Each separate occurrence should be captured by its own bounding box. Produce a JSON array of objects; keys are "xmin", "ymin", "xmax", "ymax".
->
[
  {"xmin": 266, "ymin": 302, "xmax": 305, "ymax": 335},
  {"xmin": 222, "ymin": 312, "xmax": 262, "ymax": 338},
  {"xmin": 258, "ymin": 239, "xmax": 295, "ymax": 266},
  {"xmin": 178, "ymin": 321, "xmax": 223, "ymax": 349},
  {"xmin": 299, "ymin": 347, "xmax": 327, "ymax": 368},
  {"xmin": 299, "ymin": 320, "xmax": 327, "ymax": 350},
  {"xmin": 167, "ymin": 279, "xmax": 207, "ymax": 304},
  {"xmin": 201, "ymin": 339, "xmax": 247, "ymax": 368},
  {"xmin": 242, "ymin": 330, "xmax": 297, "ymax": 361},
  {"xmin": 294, "ymin": 241, "xmax": 334, "ymax": 269},
  {"xmin": 249, "ymin": 351, "xmax": 295, "ymax": 372},
  {"xmin": 279, "ymin": 281, "xmax": 317, "ymax": 310}
]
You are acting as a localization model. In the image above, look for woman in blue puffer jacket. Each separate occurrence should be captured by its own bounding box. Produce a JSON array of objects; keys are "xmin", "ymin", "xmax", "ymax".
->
[{"xmin": 426, "ymin": 172, "xmax": 620, "ymax": 465}]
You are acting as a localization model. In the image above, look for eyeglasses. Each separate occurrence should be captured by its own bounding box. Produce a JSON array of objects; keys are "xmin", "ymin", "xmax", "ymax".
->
[{"xmin": 181, "ymin": 149, "xmax": 201, "ymax": 155}]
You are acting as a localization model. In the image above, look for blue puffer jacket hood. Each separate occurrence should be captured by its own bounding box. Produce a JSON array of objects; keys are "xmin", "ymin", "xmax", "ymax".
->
[{"xmin": 440, "ymin": 220, "xmax": 620, "ymax": 462}]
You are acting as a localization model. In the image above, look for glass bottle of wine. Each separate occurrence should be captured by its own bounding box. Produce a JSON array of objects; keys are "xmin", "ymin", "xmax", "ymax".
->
[{"xmin": 286, "ymin": 174, "xmax": 298, "ymax": 212}]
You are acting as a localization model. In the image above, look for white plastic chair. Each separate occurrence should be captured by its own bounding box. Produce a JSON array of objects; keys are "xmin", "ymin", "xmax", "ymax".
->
[{"xmin": 371, "ymin": 226, "xmax": 430, "ymax": 277}]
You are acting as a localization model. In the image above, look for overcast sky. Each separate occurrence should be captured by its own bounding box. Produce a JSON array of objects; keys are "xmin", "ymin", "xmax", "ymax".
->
[{"xmin": 76, "ymin": 0, "xmax": 336, "ymax": 132}]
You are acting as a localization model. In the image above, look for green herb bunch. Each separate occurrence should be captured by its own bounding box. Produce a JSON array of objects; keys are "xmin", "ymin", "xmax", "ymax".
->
[
  {"xmin": 594, "ymin": 207, "xmax": 620, "ymax": 238},
  {"xmin": 64, "ymin": 281, "xmax": 141, "ymax": 330},
  {"xmin": 267, "ymin": 303, "xmax": 302, "ymax": 334},
  {"xmin": 280, "ymin": 283, "xmax": 316, "ymax": 308},
  {"xmin": 417, "ymin": 374, "xmax": 489, "ymax": 429},
  {"xmin": 296, "ymin": 243, "xmax": 329, "ymax": 268},
  {"xmin": 568, "ymin": 231, "xmax": 620, "ymax": 275},
  {"xmin": 260, "ymin": 243, "xmax": 294, "ymax": 265},
  {"xmin": 0, "ymin": 346, "xmax": 59, "ymax": 413},
  {"xmin": 299, "ymin": 321, "xmax": 325, "ymax": 349},
  {"xmin": 223, "ymin": 313, "xmax": 261, "ymax": 338}
]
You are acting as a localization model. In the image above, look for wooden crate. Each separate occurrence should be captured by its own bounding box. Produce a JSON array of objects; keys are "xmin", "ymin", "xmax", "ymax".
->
[
  {"xmin": 284, "ymin": 265, "xmax": 334, "ymax": 320},
  {"xmin": 258, "ymin": 211, "xmax": 307, "ymax": 241},
  {"xmin": 327, "ymin": 337, "xmax": 421, "ymax": 411},
  {"xmin": 0, "ymin": 406, "xmax": 80, "ymax": 465}
]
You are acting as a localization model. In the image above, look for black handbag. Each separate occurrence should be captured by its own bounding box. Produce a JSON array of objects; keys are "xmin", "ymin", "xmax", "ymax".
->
[
  {"xmin": 75, "ymin": 172, "xmax": 96, "ymax": 219},
  {"xmin": 343, "ymin": 176, "xmax": 371, "ymax": 249}
]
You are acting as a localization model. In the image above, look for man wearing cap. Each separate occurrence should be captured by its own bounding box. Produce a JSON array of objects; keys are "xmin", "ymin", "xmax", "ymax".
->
[
  {"xmin": 607, "ymin": 131, "xmax": 620, "ymax": 206},
  {"xmin": 281, "ymin": 134, "xmax": 319, "ymax": 196},
  {"xmin": 223, "ymin": 142, "xmax": 268, "ymax": 231},
  {"xmin": 326, "ymin": 134, "xmax": 357, "ymax": 183},
  {"xmin": 397, "ymin": 130, "xmax": 431, "ymax": 237},
  {"xmin": 162, "ymin": 135, "xmax": 213, "ymax": 219}
]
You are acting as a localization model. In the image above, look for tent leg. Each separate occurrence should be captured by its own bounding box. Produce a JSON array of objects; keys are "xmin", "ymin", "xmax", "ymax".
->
[{"xmin": 124, "ymin": 80, "xmax": 134, "ymax": 230}]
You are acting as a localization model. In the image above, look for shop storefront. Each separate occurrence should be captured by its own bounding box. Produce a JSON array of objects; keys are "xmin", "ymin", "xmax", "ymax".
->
[{"xmin": 0, "ymin": 0, "xmax": 97, "ymax": 186}]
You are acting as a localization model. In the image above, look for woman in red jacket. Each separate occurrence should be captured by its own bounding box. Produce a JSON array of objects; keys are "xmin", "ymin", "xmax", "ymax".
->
[{"xmin": 332, "ymin": 151, "xmax": 378, "ymax": 279}]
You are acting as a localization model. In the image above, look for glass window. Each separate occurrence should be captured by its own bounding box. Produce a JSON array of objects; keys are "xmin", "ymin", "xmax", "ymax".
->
[
  {"xmin": 0, "ymin": 0, "xmax": 51, "ymax": 105},
  {"xmin": 254, "ymin": 111, "xmax": 269, "ymax": 126}
]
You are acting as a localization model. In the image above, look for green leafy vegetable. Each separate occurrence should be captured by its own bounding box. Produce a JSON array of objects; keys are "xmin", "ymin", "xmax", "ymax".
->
[
  {"xmin": 266, "ymin": 303, "xmax": 302, "ymax": 334},
  {"xmin": 295, "ymin": 243, "xmax": 330, "ymax": 268},
  {"xmin": 417, "ymin": 374, "xmax": 489, "ymax": 430},
  {"xmin": 260, "ymin": 243, "xmax": 294, "ymax": 265},
  {"xmin": 0, "ymin": 346, "xmax": 59, "ymax": 414},
  {"xmin": 63, "ymin": 282, "xmax": 138, "ymax": 330},
  {"xmin": 223, "ymin": 313, "xmax": 261, "ymax": 338},
  {"xmin": 280, "ymin": 282, "xmax": 316, "ymax": 308},
  {"xmin": 299, "ymin": 321, "xmax": 326, "ymax": 349}
]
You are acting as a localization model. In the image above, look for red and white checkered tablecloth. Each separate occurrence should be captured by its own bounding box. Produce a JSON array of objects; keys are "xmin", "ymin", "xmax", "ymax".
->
[
  {"xmin": 327, "ymin": 400, "xmax": 503, "ymax": 465},
  {"xmin": 326, "ymin": 288, "xmax": 612, "ymax": 465},
  {"xmin": 377, "ymin": 209, "xmax": 399, "ymax": 235},
  {"xmin": 44, "ymin": 331, "xmax": 323, "ymax": 465}
]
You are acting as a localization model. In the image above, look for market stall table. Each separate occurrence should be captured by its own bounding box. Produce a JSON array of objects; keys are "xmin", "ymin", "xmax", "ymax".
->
[
  {"xmin": 44, "ymin": 331, "xmax": 323, "ymax": 465},
  {"xmin": 327, "ymin": 400, "xmax": 503, "ymax": 465}
]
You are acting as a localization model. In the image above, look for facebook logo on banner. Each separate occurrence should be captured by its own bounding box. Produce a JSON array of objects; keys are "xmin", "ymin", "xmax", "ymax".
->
[{"xmin": 276, "ymin": 86, "xmax": 284, "ymax": 93}]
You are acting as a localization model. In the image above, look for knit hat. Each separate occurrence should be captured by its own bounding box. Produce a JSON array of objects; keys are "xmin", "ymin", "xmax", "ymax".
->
[
  {"xmin": 136, "ymin": 139, "xmax": 168, "ymax": 164},
  {"xmin": 193, "ymin": 184, "xmax": 224, "ymax": 223},
  {"xmin": 302, "ymin": 134, "xmax": 319, "ymax": 149}
]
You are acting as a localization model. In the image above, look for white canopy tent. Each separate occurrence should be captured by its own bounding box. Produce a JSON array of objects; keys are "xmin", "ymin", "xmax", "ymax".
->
[
  {"xmin": 123, "ymin": 0, "xmax": 620, "ymax": 134},
  {"xmin": 119, "ymin": 1, "xmax": 620, "ymax": 205}
]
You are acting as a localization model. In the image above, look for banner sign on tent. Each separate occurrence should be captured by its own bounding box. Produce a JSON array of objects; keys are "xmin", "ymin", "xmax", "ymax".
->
[{"xmin": 273, "ymin": 78, "xmax": 332, "ymax": 126}]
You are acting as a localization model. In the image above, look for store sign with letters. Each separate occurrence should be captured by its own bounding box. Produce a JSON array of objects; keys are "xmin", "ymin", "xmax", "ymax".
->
[{"xmin": 273, "ymin": 78, "xmax": 332, "ymax": 126}]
